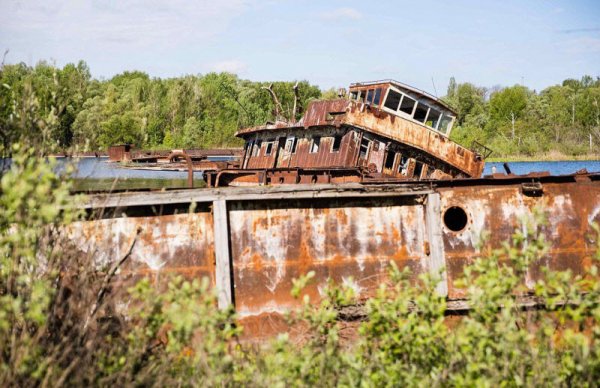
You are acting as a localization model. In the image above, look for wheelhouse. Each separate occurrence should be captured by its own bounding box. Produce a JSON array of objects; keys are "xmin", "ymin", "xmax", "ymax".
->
[{"xmin": 348, "ymin": 80, "xmax": 456, "ymax": 136}]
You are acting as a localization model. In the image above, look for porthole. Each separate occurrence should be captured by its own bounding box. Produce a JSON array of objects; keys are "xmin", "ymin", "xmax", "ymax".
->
[{"xmin": 443, "ymin": 206, "xmax": 468, "ymax": 232}]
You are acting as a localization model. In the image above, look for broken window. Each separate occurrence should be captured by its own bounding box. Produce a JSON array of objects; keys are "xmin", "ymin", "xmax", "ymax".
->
[
  {"xmin": 399, "ymin": 95, "xmax": 416, "ymax": 115},
  {"xmin": 384, "ymin": 151, "xmax": 396, "ymax": 169},
  {"xmin": 264, "ymin": 141, "xmax": 274, "ymax": 156},
  {"xmin": 291, "ymin": 137, "xmax": 298, "ymax": 153},
  {"xmin": 331, "ymin": 135, "xmax": 342, "ymax": 152},
  {"xmin": 398, "ymin": 155, "xmax": 409, "ymax": 175},
  {"xmin": 359, "ymin": 137, "xmax": 370, "ymax": 159},
  {"xmin": 350, "ymin": 91, "xmax": 358, "ymax": 100},
  {"xmin": 414, "ymin": 161, "xmax": 424, "ymax": 179},
  {"xmin": 366, "ymin": 89, "xmax": 374, "ymax": 104},
  {"xmin": 285, "ymin": 137, "xmax": 294, "ymax": 152},
  {"xmin": 252, "ymin": 140, "xmax": 262, "ymax": 157},
  {"xmin": 438, "ymin": 114, "xmax": 454, "ymax": 135},
  {"xmin": 310, "ymin": 137, "xmax": 320, "ymax": 153},
  {"xmin": 426, "ymin": 108, "xmax": 441, "ymax": 129},
  {"xmin": 384, "ymin": 89, "xmax": 402, "ymax": 111},
  {"xmin": 413, "ymin": 102, "xmax": 429, "ymax": 123},
  {"xmin": 373, "ymin": 88, "xmax": 382, "ymax": 106},
  {"xmin": 359, "ymin": 91, "xmax": 366, "ymax": 103}
]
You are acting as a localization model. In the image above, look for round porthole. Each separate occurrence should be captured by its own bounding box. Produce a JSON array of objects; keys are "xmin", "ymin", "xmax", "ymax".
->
[{"xmin": 443, "ymin": 206, "xmax": 468, "ymax": 232}]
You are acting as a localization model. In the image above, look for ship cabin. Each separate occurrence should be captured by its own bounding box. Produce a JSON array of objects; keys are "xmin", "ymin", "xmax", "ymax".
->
[
  {"xmin": 203, "ymin": 80, "xmax": 486, "ymax": 187},
  {"xmin": 348, "ymin": 80, "xmax": 456, "ymax": 137}
]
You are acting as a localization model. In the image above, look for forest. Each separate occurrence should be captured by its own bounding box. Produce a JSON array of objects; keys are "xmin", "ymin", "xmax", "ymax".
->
[{"xmin": 1, "ymin": 59, "xmax": 599, "ymax": 159}]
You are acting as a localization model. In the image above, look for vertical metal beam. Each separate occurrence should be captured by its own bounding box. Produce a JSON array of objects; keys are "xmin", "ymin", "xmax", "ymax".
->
[
  {"xmin": 425, "ymin": 192, "xmax": 448, "ymax": 297},
  {"xmin": 213, "ymin": 199, "xmax": 233, "ymax": 309}
]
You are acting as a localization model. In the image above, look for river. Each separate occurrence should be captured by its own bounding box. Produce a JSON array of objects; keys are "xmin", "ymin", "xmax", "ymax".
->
[{"xmin": 49, "ymin": 157, "xmax": 600, "ymax": 191}]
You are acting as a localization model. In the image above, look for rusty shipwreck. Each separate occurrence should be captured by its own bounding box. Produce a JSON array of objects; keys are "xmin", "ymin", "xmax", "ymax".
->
[
  {"xmin": 204, "ymin": 80, "xmax": 490, "ymax": 187},
  {"xmin": 67, "ymin": 80, "xmax": 600, "ymax": 340}
]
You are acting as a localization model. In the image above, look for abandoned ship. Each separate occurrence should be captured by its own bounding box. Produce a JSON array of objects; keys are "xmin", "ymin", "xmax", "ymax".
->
[
  {"xmin": 203, "ymin": 80, "xmax": 490, "ymax": 187},
  {"xmin": 68, "ymin": 80, "xmax": 600, "ymax": 339}
]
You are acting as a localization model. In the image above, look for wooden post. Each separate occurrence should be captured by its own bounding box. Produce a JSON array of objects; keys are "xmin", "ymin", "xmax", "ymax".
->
[
  {"xmin": 213, "ymin": 199, "xmax": 233, "ymax": 309},
  {"xmin": 425, "ymin": 192, "xmax": 448, "ymax": 297}
]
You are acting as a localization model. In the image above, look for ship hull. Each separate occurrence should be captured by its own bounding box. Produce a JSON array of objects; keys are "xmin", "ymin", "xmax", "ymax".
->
[{"xmin": 68, "ymin": 173, "xmax": 600, "ymax": 339}]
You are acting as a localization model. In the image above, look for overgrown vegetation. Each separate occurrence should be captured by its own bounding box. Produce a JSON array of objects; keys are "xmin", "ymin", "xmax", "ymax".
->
[
  {"xmin": 1, "ymin": 60, "xmax": 598, "ymax": 158},
  {"xmin": 1, "ymin": 147, "xmax": 600, "ymax": 386},
  {"xmin": 0, "ymin": 60, "xmax": 321, "ymax": 152},
  {"xmin": 446, "ymin": 76, "xmax": 600, "ymax": 158}
]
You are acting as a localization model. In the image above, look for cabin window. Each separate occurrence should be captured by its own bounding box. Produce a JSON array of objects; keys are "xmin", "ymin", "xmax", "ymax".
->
[
  {"xmin": 413, "ymin": 103, "xmax": 429, "ymax": 123},
  {"xmin": 285, "ymin": 137, "xmax": 294, "ymax": 152},
  {"xmin": 398, "ymin": 156, "xmax": 409, "ymax": 175},
  {"xmin": 359, "ymin": 138, "xmax": 370, "ymax": 159},
  {"xmin": 285, "ymin": 137, "xmax": 299, "ymax": 153},
  {"xmin": 359, "ymin": 91, "xmax": 366, "ymax": 103},
  {"xmin": 414, "ymin": 161, "xmax": 424, "ymax": 179},
  {"xmin": 350, "ymin": 91, "xmax": 358, "ymax": 100},
  {"xmin": 426, "ymin": 108, "xmax": 441, "ymax": 129},
  {"xmin": 366, "ymin": 89, "xmax": 374, "ymax": 104},
  {"xmin": 331, "ymin": 135, "xmax": 342, "ymax": 152},
  {"xmin": 384, "ymin": 151, "xmax": 396, "ymax": 169},
  {"xmin": 373, "ymin": 88, "xmax": 382, "ymax": 106},
  {"xmin": 384, "ymin": 89, "xmax": 402, "ymax": 111},
  {"xmin": 399, "ymin": 95, "xmax": 416, "ymax": 115},
  {"xmin": 310, "ymin": 137, "xmax": 320, "ymax": 153},
  {"xmin": 264, "ymin": 141, "xmax": 274, "ymax": 156},
  {"xmin": 438, "ymin": 115, "xmax": 453, "ymax": 135},
  {"xmin": 252, "ymin": 140, "xmax": 262, "ymax": 157}
]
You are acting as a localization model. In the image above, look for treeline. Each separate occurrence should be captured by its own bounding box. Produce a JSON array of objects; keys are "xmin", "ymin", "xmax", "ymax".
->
[
  {"xmin": 0, "ymin": 60, "xmax": 321, "ymax": 152},
  {"xmin": 1, "ymin": 59, "xmax": 599, "ymax": 158},
  {"xmin": 446, "ymin": 76, "xmax": 600, "ymax": 158}
]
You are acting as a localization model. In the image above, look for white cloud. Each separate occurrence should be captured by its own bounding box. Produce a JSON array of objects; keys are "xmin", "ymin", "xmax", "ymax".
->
[
  {"xmin": 0, "ymin": 0, "xmax": 254, "ymax": 49},
  {"xmin": 319, "ymin": 7, "xmax": 362, "ymax": 21},
  {"xmin": 207, "ymin": 59, "xmax": 248, "ymax": 74}
]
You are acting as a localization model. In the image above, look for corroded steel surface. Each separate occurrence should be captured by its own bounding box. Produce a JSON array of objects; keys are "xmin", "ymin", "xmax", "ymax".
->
[
  {"xmin": 66, "ymin": 210, "xmax": 216, "ymax": 286},
  {"xmin": 68, "ymin": 174, "xmax": 600, "ymax": 338},
  {"xmin": 236, "ymin": 99, "xmax": 483, "ymax": 178},
  {"xmin": 439, "ymin": 179, "xmax": 600, "ymax": 299},
  {"xmin": 228, "ymin": 197, "xmax": 427, "ymax": 318}
]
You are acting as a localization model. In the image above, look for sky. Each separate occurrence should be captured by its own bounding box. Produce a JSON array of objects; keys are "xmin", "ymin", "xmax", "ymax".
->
[{"xmin": 1, "ymin": 0, "xmax": 599, "ymax": 95}]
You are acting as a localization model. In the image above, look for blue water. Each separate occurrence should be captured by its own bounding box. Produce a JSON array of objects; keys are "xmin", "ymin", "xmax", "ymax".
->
[
  {"xmin": 5, "ymin": 157, "xmax": 599, "ymax": 182},
  {"xmin": 65, "ymin": 158, "xmax": 600, "ymax": 180},
  {"xmin": 483, "ymin": 161, "xmax": 600, "ymax": 176},
  {"xmin": 65, "ymin": 157, "xmax": 193, "ymax": 179}
]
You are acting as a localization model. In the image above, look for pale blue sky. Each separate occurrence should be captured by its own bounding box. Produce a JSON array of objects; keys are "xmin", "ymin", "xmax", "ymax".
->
[{"xmin": 1, "ymin": 0, "xmax": 599, "ymax": 95}]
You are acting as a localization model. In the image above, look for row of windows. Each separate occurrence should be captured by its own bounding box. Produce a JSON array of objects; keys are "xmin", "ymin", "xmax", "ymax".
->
[
  {"xmin": 350, "ymin": 88, "xmax": 382, "ymax": 106},
  {"xmin": 383, "ymin": 88, "xmax": 453, "ymax": 134},
  {"xmin": 383, "ymin": 150, "xmax": 429, "ymax": 179},
  {"xmin": 349, "ymin": 86, "xmax": 454, "ymax": 135},
  {"xmin": 247, "ymin": 135, "xmax": 343, "ymax": 157}
]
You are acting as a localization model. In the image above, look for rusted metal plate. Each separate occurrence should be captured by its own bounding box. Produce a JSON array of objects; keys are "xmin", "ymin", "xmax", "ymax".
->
[
  {"xmin": 439, "ymin": 180, "xmax": 600, "ymax": 299},
  {"xmin": 343, "ymin": 103, "xmax": 483, "ymax": 177},
  {"xmin": 66, "ymin": 211, "xmax": 216, "ymax": 286},
  {"xmin": 227, "ymin": 197, "xmax": 428, "ymax": 321}
]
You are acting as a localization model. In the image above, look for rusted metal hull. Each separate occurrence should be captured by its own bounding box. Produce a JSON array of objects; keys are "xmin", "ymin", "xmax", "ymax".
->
[{"xmin": 68, "ymin": 173, "xmax": 600, "ymax": 339}]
